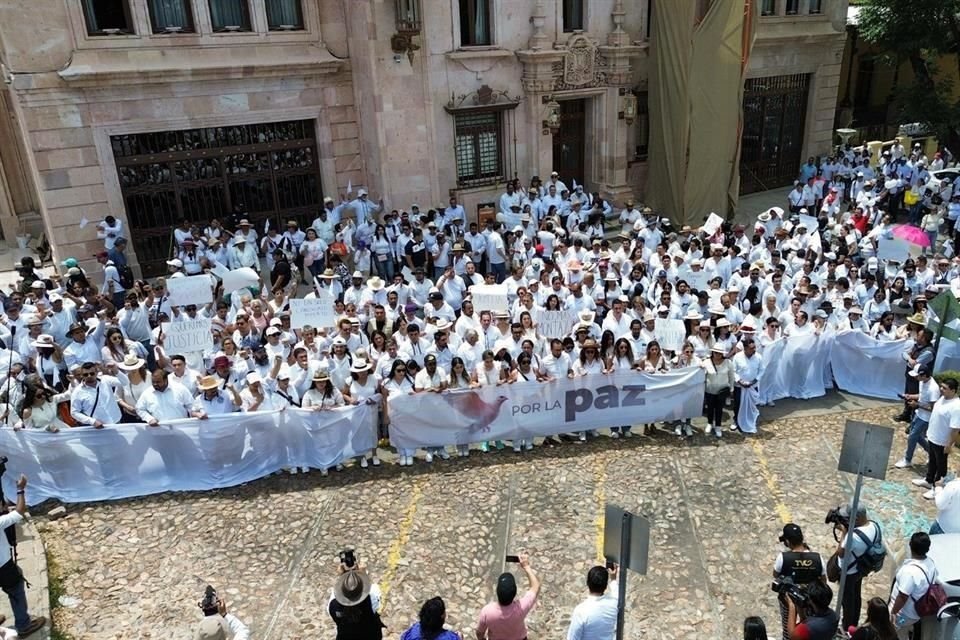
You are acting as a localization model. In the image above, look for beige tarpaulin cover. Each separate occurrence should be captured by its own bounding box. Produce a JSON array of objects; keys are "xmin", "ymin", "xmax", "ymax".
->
[{"xmin": 647, "ymin": 0, "xmax": 758, "ymax": 227}]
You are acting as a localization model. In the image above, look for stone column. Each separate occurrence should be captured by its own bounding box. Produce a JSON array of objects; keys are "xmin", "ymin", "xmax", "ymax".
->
[
  {"xmin": 528, "ymin": 0, "xmax": 549, "ymax": 51},
  {"xmin": 517, "ymin": 50, "xmax": 564, "ymax": 180}
]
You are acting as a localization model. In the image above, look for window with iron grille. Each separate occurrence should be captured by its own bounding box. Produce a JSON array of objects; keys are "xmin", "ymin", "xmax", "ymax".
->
[
  {"xmin": 82, "ymin": 0, "xmax": 135, "ymax": 35},
  {"xmin": 148, "ymin": 0, "xmax": 194, "ymax": 33},
  {"xmin": 454, "ymin": 111, "xmax": 502, "ymax": 187}
]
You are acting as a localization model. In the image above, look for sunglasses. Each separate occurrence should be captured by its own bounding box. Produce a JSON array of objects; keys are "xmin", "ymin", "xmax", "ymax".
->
[
  {"xmin": 81, "ymin": 372, "xmax": 97, "ymax": 378},
  {"xmin": 396, "ymin": 368, "xmax": 406, "ymax": 373}
]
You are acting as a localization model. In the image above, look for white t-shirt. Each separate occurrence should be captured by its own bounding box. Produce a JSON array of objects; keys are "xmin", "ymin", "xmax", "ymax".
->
[
  {"xmin": 935, "ymin": 479, "xmax": 960, "ymax": 533},
  {"xmin": 926, "ymin": 396, "xmax": 960, "ymax": 447},
  {"xmin": 891, "ymin": 557, "xmax": 938, "ymax": 622}
]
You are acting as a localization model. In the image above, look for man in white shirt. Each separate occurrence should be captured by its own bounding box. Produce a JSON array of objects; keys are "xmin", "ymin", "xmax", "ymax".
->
[
  {"xmin": 0, "ymin": 474, "xmax": 47, "ymax": 637},
  {"xmin": 889, "ymin": 532, "xmax": 939, "ymax": 636},
  {"xmin": 70, "ymin": 362, "xmax": 133, "ymax": 426},
  {"xmin": 567, "ymin": 564, "xmax": 619, "ymax": 640},
  {"xmin": 915, "ymin": 378, "xmax": 960, "ymax": 499},
  {"xmin": 136, "ymin": 369, "xmax": 200, "ymax": 424}
]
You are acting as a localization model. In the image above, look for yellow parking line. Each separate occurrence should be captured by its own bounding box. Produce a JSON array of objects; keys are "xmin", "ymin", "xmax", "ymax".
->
[
  {"xmin": 594, "ymin": 457, "xmax": 607, "ymax": 562},
  {"xmin": 378, "ymin": 479, "xmax": 423, "ymax": 613},
  {"xmin": 751, "ymin": 439, "xmax": 793, "ymax": 525}
]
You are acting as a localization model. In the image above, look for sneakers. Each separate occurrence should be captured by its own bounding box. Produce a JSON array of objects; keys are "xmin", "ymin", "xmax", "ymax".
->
[
  {"xmin": 360, "ymin": 457, "xmax": 369, "ymax": 469},
  {"xmin": 425, "ymin": 452, "xmax": 434, "ymax": 463},
  {"xmin": 457, "ymin": 445, "xmax": 469, "ymax": 457},
  {"xmin": 480, "ymin": 442, "xmax": 490, "ymax": 453},
  {"xmin": 912, "ymin": 478, "xmax": 933, "ymax": 489},
  {"xmin": 287, "ymin": 467, "xmax": 298, "ymax": 475},
  {"xmin": 610, "ymin": 430, "xmax": 620, "ymax": 439},
  {"xmin": 335, "ymin": 464, "xmax": 344, "ymax": 472},
  {"xmin": 623, "ymin": 429, "xmax": 633, "ymax": 438},
  {"xmin": 372, "ymin": 456, "xmax": 381, "ymax": 466},
  {"xmin": 438, "ymin": 449, "xmax": 450, "ymax": 460},
  {"xmin": 923, "ymin": 488, "xmax": 936, "ymax": 500},
  {"xmin": 674, "ymin": 424, "xmax": 682, "ymax": 436},
  {"xmin": 578, "ymin": 432, "xmax": 587, "ymax": 443},
  {"xmin": 513, "ymin": 443, "xmax": 522, "ymax": 453},
  {"xmin": 894, "ymin": 459, "xmax": 912, "ymax": 469},
  {"xmin": 321, "ymin": 468, "xmax": 329, "ymax": 476},
  {"xmin": 683, "ymin": 424, "xmax": 693, "ymax": 437},
  {"xmin": 300, "ymin": 466, "xmax": 310, "ymax": 473},
  {"xmin": 730, "ymin": 424, "xmax": 741, "ymax": 432},
  {"xmin": 17, "ymin": 617, "xmax": 46, "ymax": 639},
  {"xmin": 524, "ymin": 441, "xmax": 533, "ymax": 451},
  {"xmin": 714, "ymin": 426, "xmax": 722, "ymax": 438}
]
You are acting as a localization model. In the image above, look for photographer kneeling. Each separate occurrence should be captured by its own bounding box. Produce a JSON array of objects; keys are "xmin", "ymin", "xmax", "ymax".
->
[
  {"xmin": 785, "ymin": 581, "xmax": 838, "ymax": 640},
  {"xmin": 195, "ymin": 586, "xmax": 249, "ymax": 640},
  {"xmin": 329, "ymin": 551, "xmax": 385, "ymax": 640}
]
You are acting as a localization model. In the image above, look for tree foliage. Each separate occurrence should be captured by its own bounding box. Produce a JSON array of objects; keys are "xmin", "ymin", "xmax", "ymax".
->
[{"xmin": 858, "ymin": 0, "xmax": 960, "ymax": 145}]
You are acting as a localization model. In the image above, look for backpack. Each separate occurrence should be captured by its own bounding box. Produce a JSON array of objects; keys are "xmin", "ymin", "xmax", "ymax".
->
[
  {"xmin": 117, "ymin": 264, "xmax": 135, "ymax": 289},
  {"xmin": 853, "ymin": 524, "xmax": 886, "ymax": 575},
  {"xmin": 911, "ymin": 561, "xmax": 948, "ymax": 617}
]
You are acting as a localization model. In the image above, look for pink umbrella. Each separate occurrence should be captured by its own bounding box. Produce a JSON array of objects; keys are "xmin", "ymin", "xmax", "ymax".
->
[{"xmin": 891, "ymin": 224, "xmax": 931, "ymax": 247}]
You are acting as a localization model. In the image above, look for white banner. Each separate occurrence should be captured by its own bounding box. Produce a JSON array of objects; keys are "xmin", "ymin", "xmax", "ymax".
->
[
  {"xmin": 654, "ymin": 319, "xmax": 686, "ymax": 352},
  {"xmin": 534, "ymin": 309, "xmax": 575, "ymax": 339},
  {"xmin": 165, "ymin": 274, "xmax": 213, "ymax": 307},
  {"xmin": 290, "ymin": 292, "xmax": 336, "ymax": 330},
  {"xmin": 759, "ymin": 333, "xmax": 833, "ymax": 403},
  {"xmin": 471, "ymin": 284, "xmax": 509, "ymax": 313},
  {"xmin": 163, "ymin": 318, "xmax": 214, "ymax": 354},
  {"xmin": 387, "ymin": 368, "xmax": 706, "ymax": 449},
  {"xmin": 0, "ymin": 406, "xmax": 376, "ymax": 505},
  {"xmin": 831, "ymin": 331, "xmax": 910, "ymax": 400},
  {"xmin": 221, "ymin": 267, "xmax": 259, "ymax": 293}
]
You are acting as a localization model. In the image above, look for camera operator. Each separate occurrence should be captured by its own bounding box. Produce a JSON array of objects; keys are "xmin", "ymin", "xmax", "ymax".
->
[
  {"xmin": 0, "ymin": 474, "xmax": 46, "ymax": 637},
  {"xmin": 329, "ymin": 552, "xmax": 385, "ymax": 640},
  {"xmin": 195, "ymin": 589, "xmax": 250, "ymax": 640},
  {"xmin": 772, "ymin": 524, "xmax": 826, "ymax": 640},
  {"xmin": 785, "ymin": 581, "xmax": 838, "ymax": 640},
  {"xmin": 834, "ymin": 504, "xmax": 880, "ymax": 630}
]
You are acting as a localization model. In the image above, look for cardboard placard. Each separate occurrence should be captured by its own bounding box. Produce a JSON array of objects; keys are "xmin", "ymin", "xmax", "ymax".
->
[
  {"xmin": 680, "ymin": 268, "xmax": 710, "ymax": 292},
  {"xmin": 165, "ymin": 274, "xmax": 213, "ymax": 307},
  {"xmin": 470, "ymin": 284, "xmax": 509, "ymax": 313},
  {"xmin": 163, "ymin": 318, "xmax": 214, "ymax": 354},
  {"xmin": 654, "ymin": 318, "xmax": 686, "ymax": 352},
  {"xmin": 290, "ymin": 291, "xmax": 336, "ymax": 330},
  {"xmin": 702, "ymin": 212, "xmax": 724, "ymax": 236},
  {"xmin": 535, "ymin": 309, "xmax": 575, "ymax": 339}
]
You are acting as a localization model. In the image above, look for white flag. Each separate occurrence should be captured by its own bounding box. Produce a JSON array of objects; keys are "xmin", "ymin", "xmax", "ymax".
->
[
  {"xmin": 572, "ymin": 178, "xmax": 578, "ymax": 190},
  {"xmin": 265, "ymin": 218, "xmax": 270, "ymax": 234},
  {"xmin": 347, "ymin": 180, "xmax": 353, "ymax": 196},
  {"xmin": 79, "ymin": 216, "xmax": 89, "ymax": 229}
]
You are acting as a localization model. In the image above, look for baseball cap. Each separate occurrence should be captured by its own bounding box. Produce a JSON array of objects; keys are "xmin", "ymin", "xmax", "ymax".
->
[{"xmin": 779, "ymin": 523, "xmax": 803, "ymax": 544}]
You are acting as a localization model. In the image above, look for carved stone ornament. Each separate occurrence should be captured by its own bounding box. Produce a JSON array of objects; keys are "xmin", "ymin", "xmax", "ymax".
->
[{"xmin": 563, "ymin": 35, "xmax": 597, "ymax": 87}]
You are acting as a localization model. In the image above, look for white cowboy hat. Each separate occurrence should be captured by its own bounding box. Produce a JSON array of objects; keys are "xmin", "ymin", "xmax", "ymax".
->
[
  {"xmin": 117, "ymin": 351, "xmax": 146, "ymax": 370},
  {"xmin": 350, "ymin": 360, "xmax": 372, "ymax": 374},
  {"xmin": 197, "ymin": 375, "xmax": 220, "ymax": 391},
  {"xmin": 31, "ymin": 334, "xmax": 55, "ymax": 348},
  {"xmin": 367, "ymin": 277, "xmax": 385, "ymax": 291}
]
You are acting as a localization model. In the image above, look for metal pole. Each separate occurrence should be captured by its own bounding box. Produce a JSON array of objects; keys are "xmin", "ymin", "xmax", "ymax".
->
[
  {"xmin": 615, "ymin": 511, "xmax": 631, "ymax": 640},
  {"xmin": 835, "ymin": 430, "xmax": 870, "ymax": 623}
]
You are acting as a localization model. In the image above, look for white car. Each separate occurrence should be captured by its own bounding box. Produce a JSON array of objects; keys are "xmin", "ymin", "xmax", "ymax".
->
[{"xmin": 920, "ymin": 533, "xmax": 960, "ymax": 640}]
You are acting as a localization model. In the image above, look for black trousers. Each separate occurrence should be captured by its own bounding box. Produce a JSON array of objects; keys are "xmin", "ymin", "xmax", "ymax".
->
[
  {"xmin": 926, "ymin": 443, "xmax": 949, "ymax": 484},
  {"xmin": 841, "ymin": 572, "xmax": 863, "ymax": 630},
  {"xmin": 733, "ymin": 386, "xmax": 742, "ymax": 422},
  {"xmin": 901, "ymin": 370, "xmax": 919, "ymax": 418},
  {"xmin": 704, "ymin": 389, "xmax": 729, "ymax": 427}
]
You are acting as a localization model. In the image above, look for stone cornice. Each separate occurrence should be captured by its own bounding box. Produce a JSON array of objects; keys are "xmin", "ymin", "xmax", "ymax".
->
[{"xmin": 58, "ymin": 44, "xmax": 344, "ymax": 87}]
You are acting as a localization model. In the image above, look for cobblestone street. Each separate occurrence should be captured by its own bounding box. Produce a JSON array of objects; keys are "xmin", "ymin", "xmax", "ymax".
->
[{"xmin": 38, "ymin": 400, "xmax": 939, "ymax": 640}]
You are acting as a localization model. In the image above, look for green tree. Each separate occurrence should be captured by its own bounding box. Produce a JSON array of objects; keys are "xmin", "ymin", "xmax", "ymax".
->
[{"xmin": 857, "ymin": 0, "xmax": 960, "ymax": 147}]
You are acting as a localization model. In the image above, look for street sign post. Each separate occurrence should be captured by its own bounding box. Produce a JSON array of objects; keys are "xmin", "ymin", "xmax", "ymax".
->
[
  {"xmin": 834, "ymin": 420, "xmax": 893, "ymax": 624},
  {"xmin": 602, "ymin": 504, "xmax": 650, "ymax": 640}
]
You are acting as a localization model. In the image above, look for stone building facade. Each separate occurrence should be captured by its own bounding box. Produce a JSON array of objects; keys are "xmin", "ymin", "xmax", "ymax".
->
[{"xmin": 0, "ymin": 0, "xmax": 845, "ymax": 277}]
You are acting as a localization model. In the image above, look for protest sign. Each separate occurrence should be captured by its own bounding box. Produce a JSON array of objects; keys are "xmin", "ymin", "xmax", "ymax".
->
[
  {"xmin": 165, "ymin": 275, "xmax": 213, "ymax": 307},
  {"xmin": 702, "ymin": 212, "xmax": 724, "ymax": 236},
  {"xmin": 535, "ymin": 309, "xmax": 574, "ymax": 339},
  {"xmin": 290, "ymin": 291, "xmax": 335, "ymax": 330},
  {"xmin": 680, "ymin": 268, "xmax": 709, "ymax": 292},
  {"xmin": 654, "ymin": 319, "xmax": 686, "ymax": 352},
  {"xmin": 209, "ymin": 263, "xmax": 230, "ymax": 279},
  {"xmin": 221, "ymin": 267, "xmax": 259, "ymax": 293},
  {"xmin": 163, "ymin": 318, "xmax": 213, "ymax": 354},
  {"xmin": 877, "ymin": 237, "xmax": 910, "ymax": 262},
  {"xmin": 471, "ymin": 284, "xmax": 509, "ymax": 313}
]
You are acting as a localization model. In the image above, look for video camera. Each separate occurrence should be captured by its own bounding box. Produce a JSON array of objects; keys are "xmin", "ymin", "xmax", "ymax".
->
[
  {"xmin": 200, "ymin": 585, "xmax": 219, "ymax": 616},
  {"xmin": 824, "ymin": 506, "xmax": 849, "ymax": 542},
  {"xmin": 771, "ymin": 575, "xmax": 810, "ymax": 609},
  {"xmin": 339, "ymin": 548, "xmax": 356, "ymax": 569}
]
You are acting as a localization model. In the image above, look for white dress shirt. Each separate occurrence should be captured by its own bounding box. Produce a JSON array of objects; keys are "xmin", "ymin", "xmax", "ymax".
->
[
  {"xmin": 136, "ymin": 383, "xmax": 195, "ymax": 422},
  {"xmin": 567, "ymin": 581, "xmax": 619, "ymax": 640},
  {"xmin": 70, "ymin": 376, "xmax": 123, "ymax": 425}
]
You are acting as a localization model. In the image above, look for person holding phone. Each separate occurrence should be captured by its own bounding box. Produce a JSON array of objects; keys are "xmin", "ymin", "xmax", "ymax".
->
[
  {"xmin": 475, "ymin": 553, "xmax": 541, "ymax": 640},
  {"xmin": 566, "ymin": 563, "xmax": 619, "ymax": 640}
]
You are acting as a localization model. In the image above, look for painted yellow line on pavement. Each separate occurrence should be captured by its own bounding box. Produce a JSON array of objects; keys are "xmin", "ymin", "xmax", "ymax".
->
[
  {"xmin": 378, "ymin": 479, "xmax": 423, "ymax": 613},
  {"xmin": 751, "ymin": 439, "xmax": 793, "ymax": 525},
  {"xmin": 594, "ymin": 457, "xmax": 607, "ymax": 562}
]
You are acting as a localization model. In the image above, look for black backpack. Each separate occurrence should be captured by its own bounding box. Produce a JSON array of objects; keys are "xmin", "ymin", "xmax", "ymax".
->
[{"xmin": 117, "ymin": 265, "xmax": 135, "ymax": 289}]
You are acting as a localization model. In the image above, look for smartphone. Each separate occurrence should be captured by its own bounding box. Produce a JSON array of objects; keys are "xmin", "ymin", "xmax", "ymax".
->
[{"xmin": 505, "ymin": 555, "xmax": 521, "ymax": 563}]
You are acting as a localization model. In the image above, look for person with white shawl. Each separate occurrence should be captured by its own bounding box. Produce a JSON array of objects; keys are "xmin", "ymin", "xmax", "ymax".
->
[{"xmin": 732, "ymin": 339, "xmax": 764, "ymax": 434}]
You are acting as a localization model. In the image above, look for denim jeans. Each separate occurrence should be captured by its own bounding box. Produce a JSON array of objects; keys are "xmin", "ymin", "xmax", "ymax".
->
[
  {"xmin": 3, "ymin": 578, "xmax": 31, "ymax": 631},
  {"xmin": 489, "ymin": 261, "xmax": 507, "ymax": 283},
  {"xmin": 904, "ymin": 415, "xmax": 929, "ymax": 462}
]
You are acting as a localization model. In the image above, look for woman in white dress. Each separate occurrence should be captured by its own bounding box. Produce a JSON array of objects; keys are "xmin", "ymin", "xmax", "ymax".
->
[
  {"xmin": 689, "ymin": 321, "xmax": 715, "ymax": 359},
  {"xmin": 116, "ymin": 352, "xmax": 151, "ymax": 420},
  {"xmin": 672, "ymin": 341, "xmax": 701, "ymax": 437},
  {"xmin": 609, "ymin": 338, "xmax": 637, "ymax": 438},
  {"xmin": 302, "ymin": 368, "xmax": 346, "ymax": 476},
  {"xmin": 473, "ymin": 349, "xmax": 507, "ymax": 452},
  {"xmin": 382, "ymin": 359, "xmax": 417, "ymax": 466},
  {"xmin": 572, "ymin": 338, "xmax": 607, "ymax": 442},
  {"xmin": 448, "ymin": 357, "xmax": 479, "ymax": 457},
  {"xmin": 342, "ymin": 359, "xmax": 380, "ymax": 468}
]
